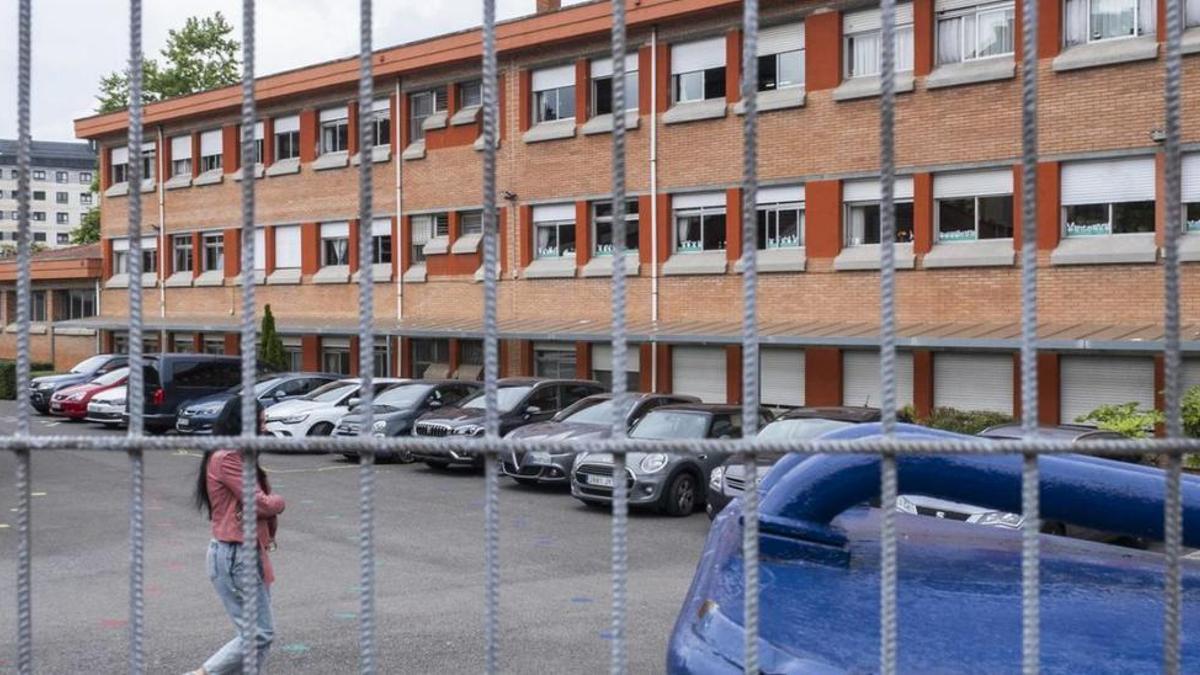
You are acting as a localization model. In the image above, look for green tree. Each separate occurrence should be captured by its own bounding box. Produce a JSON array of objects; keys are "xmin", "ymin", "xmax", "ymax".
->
[
  {"xmin": 258, "ymin": 305, "xmax": 289, "ymax": 372},
  {"xmin": 96, "ymin": 12, "xmax": 240, "ymax": 114},
  {"xmin": 1077, "ymin": 402, "xmax": 1164, "ymax": 439},
  {"xmin": 69, "ymin": 173, "xmax": 101, "ymax": 244}
]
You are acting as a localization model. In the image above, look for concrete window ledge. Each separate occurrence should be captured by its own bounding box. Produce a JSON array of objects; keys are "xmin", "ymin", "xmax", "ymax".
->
[
  {"xmin": 163, "ymin": 174, "xmax": 193, "ymax": 190},
  {"xmin": 104, "ymin": 183, "xmax": 129, "ymax": 198},
  {"xmin": 734, "ymin": 88, "xmax": 805, "ymax": 115},
  {"xmin": 351, "ymin": 263, "xmax": 394, "ymax": 283},
  {"xmin": 922, "ymin": 239, "xmax": 1015, "ymax": 268},
  {"xmin": 139, "ymin": 179, "xmax": 157, "ymax": 193},
  {"xmin": 834, "ymin": 243, "xmax": 916, "ymax": 271},
  {"xmin": 350, "ymin": 145, "xmax": 392, "ymax": 165},
  {"xmin": 1050, "ymin": 232, "xmax": 1158, "ymax": 265},
  {"xmin": 422, "ymin": 111, "xmax": 449, "ymax": 132},
  {"xmin": 266, "ymin": 268, "xmax": 302, "ymax": 285},
  {"xmin": 734, "ymin": 247, "xmax": 807, "ymax": 273},
  {"xmin": 193, "ymin": 169, "xmax": 223, "ymax": 187},
  {"xmin": 53, "ymin": 326, "xmax": 95, "ymax": 337},
  {"xmin": 232, "ymin": 164, "xmax": 265, "ymax": 181},
  {"xmin": 313, "ymin": 151, "xmax": 349, "ymax": 171},
  {"xmin": 581, "ymin": 111, "xmax": 640, "ymax": 136},
  {"xmin": 1179, "ymin": 234, "xmax": 1200, "ymax": 262},
  {"xmin": 523, "ymin": 257, "xmax": 577, "ymax": 279},
  {"xmin": 230, "ymin": 271, "xmax": 267, "ymax": 285},
  {"xmin": 423, "ymin": 236, "xmax": 450, "ymax": 256},
  {"xmin": 1185, "ymin": 28, "xmax": 1200, "ymax": 55},
  {"xmin": 403, "ymin": 264, "xmax": 428, "ymax": 283},
  {"xmin": 451, "ymin": 105, "xmax": 481, "ymax": 126},
  {"xmin": 1052, "ymin": 37, "xmax": 1158, "ymax": 72},
  {"xmin": 662, "ymin": 98, "xmax": 727, "ymax": 125},
  {"xmin": 833, "ymin": 73, "xmax": 915, "ymax": 101},
  {"xmin": 451, "ymin": 232, "xmax": 483, "ymax": 254},
  {"xmin": 312, "ymin": 265, "xmax": 350, "ymax": 284},
  {"xmin": 473, "ymin": 135, "xmax": 500, "ymax": 152},
  {"xmin": 265, "ymin": 158, "xmax": 301, "ymax": 177},
  {"xmin": 473, "ymin": 264, "xmax": 501, "ymax": 282},
  {"xmin": 523, "ymin": 119, "xmax": 577, "ymax": 144},
  {"xmin": 925, "ymin": 57, "xmax": 1015, "ymax": 90},
  {"xmin": 402, "ymin": 141, "xmax": 426, "ymax": 161},
  {"xmin": 662, "ymin": 251, "xmax": 728, "ymax": 276},
  {"xmin": 8, "ymin": 323, "xmax": 48, "ymax": 335},
  {"xmin": 194, "ymin": 270, "xmax": 225, "ymax": 287},
  {"xmin": 164, "ymin": 271, "xmax": 194, "ymax": 288},
  {"xmin": 582, "ymin": 253, "xmax": 640, "ymax": 278}
]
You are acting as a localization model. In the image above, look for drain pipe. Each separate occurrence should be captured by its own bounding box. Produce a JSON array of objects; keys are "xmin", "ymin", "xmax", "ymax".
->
[
  {"xmin": 649, "ymin": 25, "xmax": 660, "ymax": 391},
  {"xmin": 395, "ymin": 77, "xmax": 404, "ymax": 322},
  {"xmin": 156, "ymin": 125, "xmax": 167, "ymax": 348}
]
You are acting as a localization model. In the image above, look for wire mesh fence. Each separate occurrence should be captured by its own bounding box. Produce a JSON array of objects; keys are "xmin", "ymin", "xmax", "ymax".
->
[{"xmin": 4, "ymin": 0, "xmax": 1190, "ymax": 673}]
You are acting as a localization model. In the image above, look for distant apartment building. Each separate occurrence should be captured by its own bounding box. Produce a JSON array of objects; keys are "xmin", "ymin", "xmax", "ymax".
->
[{"xmin": 0, "ymin": 139, "xmax": 97, "ymax": 248}]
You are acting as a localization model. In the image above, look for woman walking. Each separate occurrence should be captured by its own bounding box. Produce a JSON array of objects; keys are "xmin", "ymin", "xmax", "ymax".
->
[{"xmin": 186, "ymin": 398, "xmax": 285, "ymax": 675}]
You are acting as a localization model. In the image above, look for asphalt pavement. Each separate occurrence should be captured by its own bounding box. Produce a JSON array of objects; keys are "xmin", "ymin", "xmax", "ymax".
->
[{"xmin": 0, "ymin": 402, "xmax": 712, "ymax": 673}]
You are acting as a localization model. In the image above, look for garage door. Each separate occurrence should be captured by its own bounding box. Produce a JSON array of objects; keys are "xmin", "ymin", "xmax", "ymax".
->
[
  {"xmin": 672, "ymin": 346, "xmax": 726, "ymax": 403},
  {"xmin": 1183, "ymin": 359, "xmax": 1200, "ymax": 393},
  {"xmin": 842, "ymin": 351, "xmax": 913, "ymax": 408},
  {"xmin": 934, "ymin": 353, "xmax": 1013, "ymax": 414},
  {"xmin": 1060, "ymin": 356, "xmax": 1155, "ymax": 424},
  {"xmin": 760, "ymin": 347, "xmax": 805, "ymax": 407}
]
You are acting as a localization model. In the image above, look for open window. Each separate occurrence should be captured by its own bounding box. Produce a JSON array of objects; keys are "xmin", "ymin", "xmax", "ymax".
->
[
  {"xmin": 664, "ymin": 37, "xmax": 727, "ymax": 124},
  {"xmin": 1052, "ymin": 157, "xmax": 1156, "ymax": 265},
  {"xmin": 925, "ymin": 168, "xmax": 1015, "ymax": 268},
  {"xmin": 835, "ymin": 5, "xmax": 915, "ymax": 100},
  {"xmin": 524, "ymin": 65, "xmax": 577, "ymax": 143}
]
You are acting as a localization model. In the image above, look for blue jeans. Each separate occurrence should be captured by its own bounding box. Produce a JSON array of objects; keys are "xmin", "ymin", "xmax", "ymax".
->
[{"xmin": 204, "ymin": 540, "xmax": 275, "ymax": 674}]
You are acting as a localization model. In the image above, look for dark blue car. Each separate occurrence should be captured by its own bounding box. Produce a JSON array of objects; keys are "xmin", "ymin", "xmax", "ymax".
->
[
  {"xmin": 175, "ymin": 372, "xmax": 339, "ymax": 434},
  {"xmin": 667, "ymin": 423, "xmax": 1200, "ymax": 673}
]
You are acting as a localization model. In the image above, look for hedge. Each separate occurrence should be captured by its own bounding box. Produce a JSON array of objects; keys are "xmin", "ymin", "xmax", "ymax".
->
[
  {"xmin": 0, "ymin": 360, "xmax": 56, "ymax": 401},
  {"xmin": 901, "ymin": 405, "xmax": 1014, "ymax": 436}
]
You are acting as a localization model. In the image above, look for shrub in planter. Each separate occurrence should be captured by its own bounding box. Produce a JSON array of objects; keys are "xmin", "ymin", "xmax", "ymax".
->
[
  {"xmin": 0, "ymin": 361, "xmax": 14, "ymax": 400},
  {"xmin": 919, "ymin": 407, "xmax": 1014, "ymax": 435}
]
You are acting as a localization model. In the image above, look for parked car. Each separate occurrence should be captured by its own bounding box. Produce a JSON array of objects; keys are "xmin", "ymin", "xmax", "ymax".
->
[
  {"xmin": 501, "ymin": 393, "xmax": 700, "ymax": 486},
  {"xmin": 411, "ymin": 378, "xmax": 604, "ymax": 469},
  {"xmin": 571, "ymin": 403, "xmax": 774, "ymax": 516},
  {"xmin": 47, "ymin": 366, "xmax": 130, "ymax": 420},
  {"xmin": 667, "ymin": 423, "xmax": 1200, "ymax": 672},
  {"xmin": 123, "ymin": 355, "xmax": 250, "ymax": 433},
  {"xmin": 175, "ymin": 372, "xmax": 339, "ymax": 434},
  {"xmin": 263, "ymin": 377, "xmax": 406, "ymax": 437},
  {"xmin": 978, "ymin": 422, "xmax": 1127, "ymax": 443},
  {"xmin": 334, "ymin": 380, "xmax": 482, "ymax": 461},
  {"xmin": 706, "ymin": 406, "xmax": 880, "ymax": 518},
  {"xmin": 29, "ymin": 354, "xmax": 127, "ymax": 414},
  {"xmin": 85, "ymin": 384, "xmax": 127, "ymax": 428}
]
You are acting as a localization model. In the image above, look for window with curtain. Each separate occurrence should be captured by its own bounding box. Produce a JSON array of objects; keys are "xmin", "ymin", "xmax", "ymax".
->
[
  {"xmin": 319, "ymin": 107, "xmax": 349, "ymax": 154},
  {"xmin": 321, "ymin": 223, "xmax": 349, "ymax": 266},
  {"xmin": 410, "ymin": 215, "xmax": 433, "ymax": 263},
  {"xmin": 845, "ymin": 202, "xmax": 916, "ymax": 246},
  {"xmin": 534, "ymin": 217, "xmax": 576, "ymax": 258},
  {"xmin": 202, "ymin": 233, "xmax": 224, "ymax": 272},
  {"xmin": 1063, "ymin": 0, "xmax": 1155, "ymax": 46},
  {"xmin": 845, "ymin": 6, "xmax": 915, "ymax": 78},
  {"xmin": 936, "ymin": 1, "xmax": 1015, "ymax": 65},
  {"xmin": 368, "ymin": 99, "xmax": 391, "ymax": 148},
  {"xmin": 674, "ymin": 205, "xmax": 727, "ymax": 252}
]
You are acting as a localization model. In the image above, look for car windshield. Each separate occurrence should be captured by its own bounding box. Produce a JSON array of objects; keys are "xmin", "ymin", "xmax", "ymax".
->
[
  {"xmin": 630, "ymin": 411, "xmax": 710, "ymax": 440},
  {"xmin": 304, "ymin": 382, "xmax": 357, "ymax": 403},
  {"xmin": 559, "ymin": 398, "xmax": 618, "ymax": 424},
  {"xmin": 70, "ymin": 355, "xmax": 110, "ymax": 374},
  {"xmin": 372, "ymin": 384, "xmax": 433, "ymax": 410},
  {"xmin": 91, "ymin": 367, "xmax": 129, "ymax": 387},
  {"xmin": 251, "ymin": 376, "xmax": 286, "ymax": 396},
  {"xmin": 462, "ymin": 385, "xmax": 533, "ymax": 413},
  {"xmin": 757, "ymin": 418, "xmax": 853, "ymax": 442}
]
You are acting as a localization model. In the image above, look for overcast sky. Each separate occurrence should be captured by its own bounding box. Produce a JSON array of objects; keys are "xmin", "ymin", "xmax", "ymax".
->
[{"xmin": 0, "ymin": 0, "xmax": 588, "ymax": 142}]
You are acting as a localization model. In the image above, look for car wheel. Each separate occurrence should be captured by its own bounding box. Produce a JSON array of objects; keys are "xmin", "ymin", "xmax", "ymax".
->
[
  {"xmin": 395, "ymin": 448, "xmax": 415, "ymax": 464},
  {"xmin": 660, "ymin": 472, "xmax": 698, "ymax": 517},
  {"xmin": 307, "ymin": 422, "xmax": 334, "ymax": 437}
]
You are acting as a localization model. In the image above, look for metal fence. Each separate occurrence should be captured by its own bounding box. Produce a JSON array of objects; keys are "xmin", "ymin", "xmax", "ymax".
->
[{"xmin": 4, "ymin": 0, "xmax": 1191, "ymax": 673}]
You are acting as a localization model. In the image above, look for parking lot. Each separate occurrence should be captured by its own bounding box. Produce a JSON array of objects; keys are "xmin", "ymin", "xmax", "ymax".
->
[{"xmin": 0, "ymin": 402, "xmax": 710, "ymax": 673}]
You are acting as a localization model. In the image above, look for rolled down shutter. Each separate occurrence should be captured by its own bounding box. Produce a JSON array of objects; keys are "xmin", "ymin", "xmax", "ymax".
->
[
  {"xmin": 274, "ymin": 225, "xmax": 301, "ymax": 269},
  {"xmin": 933, "ymin": 353, "xmax": 1013, "ymax": 414},
  {"xmin": 593, "ymin": 344, "xmax": 640, "ymax": 372},
  {"xmin": 842, "ymin": 177, "xmax": 915, "ymax": 202},
  {"xmin": 1061, "ymin": 157, "xmax": 1155, "ymax": 205},
  {"xmin": 170, "ymin": 135, "xmax": 192, "ymax": 160},
  {"xmin": 934, "ymin": 169, "xmax": 1013, "ymax": 198},
  {"xmin": 371, "ymin": 218, "xmax": 392, "ymax": 236},
  {"xmin": 111, "ymin": 147, "xmax": 129, "ymax": 165},
  {"xmin": 844, "ymin": 3, "xmax": 914, "ymax": 33},
  {"xmin": 758, "ymin": 185, "xmax": 805, "ymax": 204},
  {"xmin": 671, "ymin": 37, "xmax": 726, "ymax": 74},
  {"xmin": 1060, "ymin": 356, "xmax": 1155, "ymax": 424},
  {"xmin": 673, "ymin": 191, "xmax": 726, "ymax": 209},
  {"xmin": 1183, "ymin": 153, "xmax": 1200, "ymax": 202},
  {"xmin": 254, "ymin": 229, "xmax": 266, "ymax": 271},
  {"xmin": 319, "ymin": 106, "xmax": 347, "ymax": 122},
  {"xmin": 531, "ymin": 64, "xmax": 575, "ymax": 91},
  {"xmin": 321, "ymin": 221, "xmax": 349, "ymax": 238},
  {"xmin": 533, "ymin": 203, "xmax": 575, "ymax": 222},
  {"xmin": 274, "ymin": 115, "xmax": 300, "ymax": 133},
  {"xmin": 591, "ymin": 54, "xmax": 638, "ymax": 78},
  {"xmin": 842, "ymin": 351, "xmax": 914, "ymax": 408},
  {"xmin": 758, "ymin": 22, "xmax": 805, "ymax": 56},
  {"xmin": 672, "ymin": 346, "xmax": 726, "ymax": 403},
  {"xmin": 1183, "ymin": 359, "xmax": 1200, "ymax": 393},
  {"xmin": 760, "ymin": 347, "xmax": 805, "ymax": 407}
]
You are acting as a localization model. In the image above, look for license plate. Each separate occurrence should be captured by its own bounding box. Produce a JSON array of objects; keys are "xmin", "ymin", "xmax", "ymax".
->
[
  {"xmin": 50, "ymin": 403, "xmax": 61, "ymax": 411},
  {"xmin": 586, "ymin": 474, "xmax": 614, "ymax": 488},
  {"xmin": 178, "ymin": 418, "xmax": 190, "ymax": 428}
]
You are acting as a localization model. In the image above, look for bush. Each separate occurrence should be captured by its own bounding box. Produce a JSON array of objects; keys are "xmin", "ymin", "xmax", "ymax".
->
[
  {"xmin": 1076, "ymin": 402, "xmax": 1163, "ymax": 439},
  {"xmin": 0, "ymin": 360, "xmax": 59, "ymax": 400},
  {"xmin": 918, "ymin": 407, "xmax": 1014, "ymax": 435}
]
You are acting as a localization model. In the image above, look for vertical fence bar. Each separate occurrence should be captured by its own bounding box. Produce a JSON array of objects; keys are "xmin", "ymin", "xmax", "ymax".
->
[
  {"xmin": 355, "ymin": 0, "xmax": 378, "ymax": 670},
  {"xmin": 1161, "ymin": 0, "xmax": 1184, "ymax": 669},
  {"xmin": 738, "ymin": 1, "xmax": 761, "ymax": 673},
  {"xmin": 14, "ymin": 0, "xmax": 34, "ymax": 671},
  {"xmin": 480, "ymin": 0, "xmax": 501, "ymax": 671},
  {"xmin": 607, "ymin": 1, "xmax": 629, "ymax": 673}
]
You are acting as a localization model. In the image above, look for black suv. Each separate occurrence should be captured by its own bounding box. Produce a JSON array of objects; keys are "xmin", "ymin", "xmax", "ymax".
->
[
  {"xmin": 30, "ymin": 354, "xmax": 127, "ymax": 414},
  {"xmin": 124, "ymin": 354, "xmax": 249, "ymax": 433},
  {"xmin": 411, "ymin": 378, "xmax": 605, "ymax": 469}
]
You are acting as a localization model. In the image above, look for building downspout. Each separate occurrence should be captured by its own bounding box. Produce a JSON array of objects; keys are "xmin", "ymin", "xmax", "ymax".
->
[
  {"xmin": 394, "ymin": 78, "xmax": 404, "ymax": 372},
  {"xmin": 156, "ymin": 125, "xmax": 167, "ymax": 348},
  {"xmin": 94, "ymin": 278, "xmax": 102, "ymax": 353},
  {"xmin": 649, "ymin": 26, "xmax": 660, "ymax": 391}
]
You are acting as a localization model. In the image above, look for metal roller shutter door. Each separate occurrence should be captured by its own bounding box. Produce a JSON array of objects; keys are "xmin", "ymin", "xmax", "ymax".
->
[
  {"xmin": 592, "ymin": 344, "xmax": 640, "ymax": 373},
  {"xmin": 1184, "ymin": 359, "xmax": 1200, "ymax": 393},
  {"xmin": 672, "ymin": 346, "xmax": 726, "ymax": 403},
  {"xmin": 760, "ymin": 348, "xmax": 805, "ymax": 407},
  {"xmin": 1059, "ymin": 356, "xmax": 1155, "ymax": 424},
  {"xmin": 933, "ymin": 353, "xmax": 1013, "ymax": 414},
  {"xmin": 842, "ymin": 351, "xmax": 913, "ymax": 408}
]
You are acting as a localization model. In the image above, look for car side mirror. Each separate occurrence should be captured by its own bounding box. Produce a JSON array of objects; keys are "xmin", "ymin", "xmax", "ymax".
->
[
  {"xmin": 427, "ymin": 399, "xmax": 442, "ymax": 409},
  {"xmin": 347, "ymin": 397, "xmax": 361, "ymax": 408},
  {"xmin": 273, "ymin": 390, "xmax": 287, "ymax": 400},
  {"xmin": 718, "ymin": 433, "xmax": 732, "ymax": 440},
  {"xmin": 524, "ymin": 404, "xmax": 542, "ymax": 417}
]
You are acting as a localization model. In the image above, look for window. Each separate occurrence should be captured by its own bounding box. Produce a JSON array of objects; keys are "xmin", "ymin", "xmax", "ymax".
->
[
  {"xmin": 32, "ymin": 191, "xmax": 45, "ymax": 201},
  {"xmin": 274, "ymin": 115, "xmax": 301, "ymax": 161},
  {"xmin": 33, "ymin": 232, "xmax": 45, "ymax": 242},
  {"xmin": 55, "ymin": 171, "xmax": 68, "ymax": 183},
  {"xmin": 172, "ymin": 234, "xmax": 194, "ymax": 273},
  {"xmin": 273, "ymin": 224, "xmax": 301, "ymax": 271},
  {"xmin": 673, "ymin": 193, "xmax": 727, "ymax": 252},
  {"xmin": 170, "ymin": 135, "xmax": 192, "ymax": 177},
  {"xmin": 460, "ymin": 211, "xmax": 483, "ymax": 236},
  {"xmin": 79, "ymin": 171, "xmax": 91, "ymax": 184},
  {"xmin": 201, "ymin": 233, "xmax": 224, "ymax": 272},
  {"xmin": 202, "ymin": 336, "xmax": 227, "ymax": 356},
  {"xmin": 55, "ymin": 289, "xmax": 96, "ymax": 320},
  {"xmin": 757, "ymin": 23, "xmax": 805, "ymax": 92},
  {"xmin": 322, "ymin": 341, "xmax": 352, "ymax": 375},
  {"xmin": 55, "ymin": 192, "xmax": 68, "ymax": 204},
  {"xmin": 671, "ymin": 37, "xmax": 726, "ymax": 103},
  {"xmin": 845, "ymin": 5, "xmax": 915, "ymax": 78},
  {"xmin": 30, "ymin": 291, "xmax": 46, "ymax": 322},
  {"xmin": 532, "ymin": 65, "xmax": 576, "ymax": 123},
  {"xmin": 756, "ymin": 187, "xmax": 805, "ymax": 248},
  {"xmin": 321, "ymin": 222, "xmax": 350, "ymax": 266},
  {"xmin": 367, "ymin": 99, "xmax": 391, "ymax": 148},
  {"xmin": 843, "ymin": 178, "xmax": 915, "ymax": 245},
  {"xmin": 56, "ymin": 233, "xmax": 69, "ymax": 245},
  {"xmin": 412, "ymin": 338, "xmax": 450, "ymax": 378},
  {"xmin": 591, "ymin": 343, "xmax": 640, "ymax": 392},
  {"xmin": 459, "ymin": 80, "xmax": 482, "ymax": 109},
  {"xmin": 111, "ymin": 237, "xmax": 158, "ymax": 274},
  {"xmin": 374, "ymin": 343, "xmax": 391, "ymax": 378},
  {"xmin": 935, "ymin": 170, "xmax": 1014, "ymax": 242},
  {"xmin": 408, "ymin": 88, "xmax": 447, "ymax": 143},
  {"xmin": 460, "ymin": 340, "xmax": 484, "ymax": 367},
  {"xmin": 282, "ymin": 339, "xmax": 302, "ymax": 371},
  {"xmin": 410, "ymin": 214, "xmax": 437, "ymax": 263},
  {"xmin": 31, "ymin": 212, "xmax": 45, "ymax": 222},
  {"xmin": 138, "ymin": 143, "xmax": 156, "ymax": 182},
  {"xmin": 1064, "ymin": 0, "xmax": 1155, "ymax": 46},
  {"xmin": 1061, "ymin": 158, "xmax": 1155, "ymax": 237},
  {"xmin": 534, "ymin": 344, "xmax": 577, "ymax": 379},
  {"xmin": 9, "ymin": 169, "xmax": 18, "ymax": 178},
  {"xmin": 1185, "ymin": 154, "xmax": 1200, "ymax": 231},
  {"xmin": 1190, "ymin": 0, "xmax": 1200, "ymax": 27},
  {"xmin": 55, "ymin": 213, "xmax": 68, "ymax": 225},
  {"xmin": 199, "ymin": 130, "xmax": 222, "ymax": 173},
  {"xmin": 32, "ymin": 170, "xmax": 45, "ymax": 180},
  {"xmin": 371, "ymin": 218, "xmax": 392, "ymax": 264},
  {"xmin": 936, "ymin": 1, "xmax": 1015, "ymax": 65},
  {"xmin": 252, "ymin": 121, "xmax": 265, "ymax": 164},
  {"xmin": 319, "ymin": 107, "xmax": 348, "ymax": 155},
  {"xmin": 80, "ymin": 193, "xmax": 93, "ymax": 206},
  {"xmin": 532, "ymin": 204, "xmax": 576, "ymax": 258},
  {"xmin": 592, "ymin": 199, "xmax": 639, "ymax": 255},
  {"xmin": 590, "ymin": 55, "xmax": 639, "ymax": 116},
  {"xmin": 172, "ymin": 335, "xmax": 196, "ymax": 353}
]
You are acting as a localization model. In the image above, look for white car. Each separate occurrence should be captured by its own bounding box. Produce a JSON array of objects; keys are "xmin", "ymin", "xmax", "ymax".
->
[
  {"xmin": 264, "ymin": 378, "xmax": 405, "ymax": 437},
  {"xmin": 85, "ymin": 385, "xmax": 127, "ymax": 427}
]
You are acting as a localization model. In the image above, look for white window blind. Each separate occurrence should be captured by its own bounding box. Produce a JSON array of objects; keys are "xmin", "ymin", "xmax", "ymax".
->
[
  {"xmin": 591, "ymin": 54, "xmax": 638, "ymax": 78},
  {"xmin": 199, "ymin": 130, "xmax": 222, "ymax": 156},
  {"xmin": 1061, "ymin": 157, "xmax": 1155, "ymax": 205},
  {"xmin": 842, "ymin": 350, "xmax": 914, "ymax": 408},
  {"xmin": 758, "ymin": 22, "xmax": 805, "ymax": 55},
  {"xmin": 112, "ymin": 238, "xmax": 129, "ymax": 252},
  {"xmin": 254, "ymin": 228, "xmax": 266, "ymax": 271},
  {"xmin": 372, "ymin": 98, "xmax": 390, "ymax": 113},
  {"xmin": 934, "ymin": 168, "xmax": 1013, "ymax": 199},
  {"xmin": 758, "ymin": 185, "xmax": 805, "ymax": 204},
  {"xmin": 274, "ymin": 115, "xmax": 300, "ymax": 133},
  {"xmin": 533, "ymin": 203, "xmax": 575, "ymax": 222},
  {"xmin": 274, "ymin": 225, "xmax": 301, "ymax": 269},
  {"xmin": 531, "ymin": 65, "xmax": 575, "ymax": 91},
  {"xmin": 321, "ymin": 221, "xmax": 350, "ymax": 238},
  {"xmin": 1183, "ymin": 153, "xmax": 1200, "ymax": 202},
  {"xmin": 673, "ymin": 191, "xmax": 726, "ymax": 209},
  {"xmin": 324, "ymin": 337, "xmax": 351, "ymax": 349},
  {"xmin": 593, "ymin": 343, "xmax": 641, "ymax": 371},
  {"xmin": 672, "ymin": 346, "xmax": 727, "ymax": 403},
  {"xmin": 671, "ymin": 37, "xmax": 726, "ymax": 74},
  {"xmin": 371, "ymin": 218, "xmax": 392, "ymax": 236},
  {"xmin": 936, "ymin": 0, "xmax": 992, "ymax": 11},
  {"xmin": 933, "ymin": 353, "xmax": 1013, "ymax": 414},
  {"xmin": 319, "ymin": 106, "xmax": 348, "ymax": 122},
  {"xmin": 843, "ymin": 177, "xmax": 915, "ymax": 202},
  {"xmin": 253, "ymin": 122, "xmax": 264, "ymax": 140},
  {"xmin": 111, "ymin": 236, "xmax": 156, "ymax": 252},
  {"xmin": 845, "ymin": 4, "xmax": 914, "ymax": 33},
  {"xmin": 111, "ymin": 147, "xmax": 129, "ymax": 165},
  {"xmin": 170, "ymin": 135, "xmax": 192, "ymax": 159},
  {"xmin": 760, "ymin": 347, "xmax": 805, "ymax": 407}
]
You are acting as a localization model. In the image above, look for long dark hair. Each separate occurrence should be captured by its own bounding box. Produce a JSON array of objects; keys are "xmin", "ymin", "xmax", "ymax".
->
[{"xmin": 194, "ymin": 396, "xmax": 270, "ymax": 519}]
